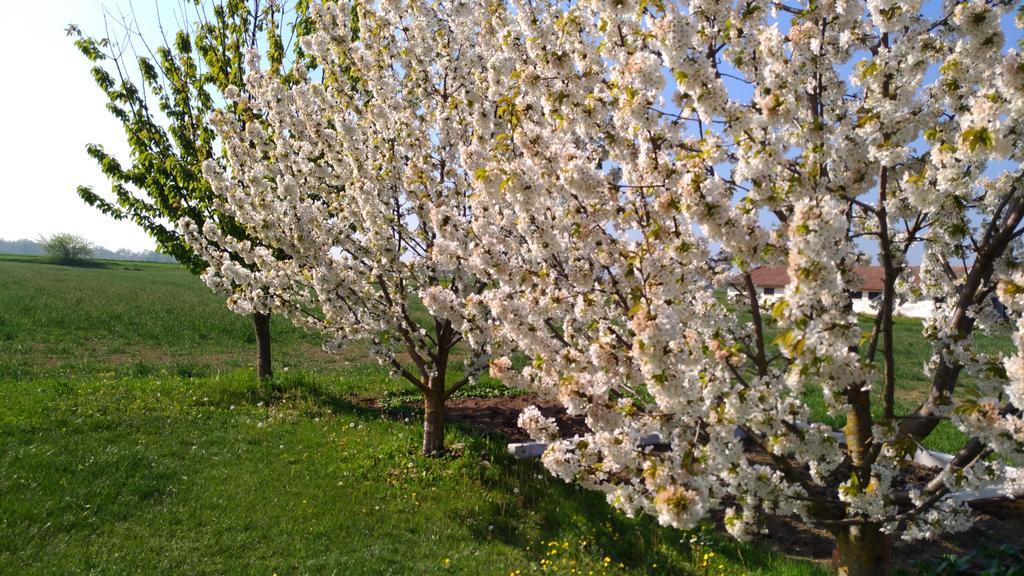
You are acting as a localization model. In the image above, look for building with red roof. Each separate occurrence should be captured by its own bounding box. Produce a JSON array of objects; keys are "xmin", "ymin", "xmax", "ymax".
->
[{"xmin": 732, "ymin": 266, "xmax": 955, "ymax": 318}]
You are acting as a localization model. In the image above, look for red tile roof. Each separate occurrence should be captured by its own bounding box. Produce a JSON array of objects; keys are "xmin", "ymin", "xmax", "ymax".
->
[
  {"xmin": 747, "ymin": 266, "xmax": 888, "ymax": 291},
  {"xmin": 747, "ymin": 266, "xmax": 792, "ymax": 289}
]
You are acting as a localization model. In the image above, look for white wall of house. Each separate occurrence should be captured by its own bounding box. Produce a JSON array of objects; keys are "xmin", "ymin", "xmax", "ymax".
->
[
  {"xmin": 848, "ymin": 291, "xmax": 936, "ymax": 319},
  {"xmin": 730, "ymin": 286, "xmax": 937, "ymax": 319},
  {"xmin": 894, "ymin": 300, "xmax": 936, "ymax": 319},
  {"xmin": 727, "ymin": 285, "xmax": 784, "ymax": 299}
]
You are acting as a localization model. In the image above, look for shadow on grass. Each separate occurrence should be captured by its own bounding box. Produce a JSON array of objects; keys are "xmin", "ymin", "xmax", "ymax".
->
[
  {"xmin": 205, "ymin": 373, "xmax": 821, "ymax": 575},
  {"xmin": 0, "ymin": 254, "xmax": 147, "ymax": 271},
  {"xmin": 211, "ymin": 371, "xmax": 420, "ymax": 422},
  {"xmin": 471, "ymin": 450, "xmax": 685, "ymax": 572},
  {"xmin": 48, "ymin": 258, "xmax": 112, "ymax": 268},
  {"xmin": 443, "ymin": 427, "xmax": 823, "ymax": 575},
  {"xmin": 461, "ymin": 432, "xmax": 827, "ymax": 576}
]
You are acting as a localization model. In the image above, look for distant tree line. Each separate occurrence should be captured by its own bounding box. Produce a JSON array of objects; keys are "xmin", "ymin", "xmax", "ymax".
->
[{"xmin": 0, "ymin": 237, "xmax": 175, "ymax": 263}]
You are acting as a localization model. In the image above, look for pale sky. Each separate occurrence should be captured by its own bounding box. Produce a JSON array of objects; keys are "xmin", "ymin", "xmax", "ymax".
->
[{"xmin": 0, "ymin": 1, "xmax": 165, "ymax": 251}]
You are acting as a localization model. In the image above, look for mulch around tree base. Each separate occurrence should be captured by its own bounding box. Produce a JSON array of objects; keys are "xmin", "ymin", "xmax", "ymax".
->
[
  {"xmin": 446, "ymin": 396, "xmax": 588, "ymax": 442},
  {"xmin": 375, "ymin": 394, "xmax": 1024, "ymax": 568}
]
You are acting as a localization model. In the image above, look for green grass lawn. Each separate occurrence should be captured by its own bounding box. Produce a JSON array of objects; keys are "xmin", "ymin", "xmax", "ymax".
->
[
  {"xmin": 0, "ymin": 256, "xmax": 823, "ymax": 575},
  {"xmin": 722, "ymin": 289, "xmax": 1014, "ymax": 455},
  {"xmin": 795, "ymin": 315, "xmax": 1014, "ymax": 455},
  {"xmin": 0, "ymin": 255, "xmax": 348, "ymax": 380}
]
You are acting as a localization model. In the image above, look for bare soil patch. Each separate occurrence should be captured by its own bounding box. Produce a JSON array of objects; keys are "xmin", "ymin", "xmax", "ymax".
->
[{"xmin": 446, "ymin": 396, "xmax": 588, "ymax": 442}]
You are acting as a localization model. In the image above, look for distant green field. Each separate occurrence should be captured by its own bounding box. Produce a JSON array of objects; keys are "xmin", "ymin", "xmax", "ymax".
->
[
  {"xmin": 0, "ymin": 254, "xmax": 345, "ymax": 379},
  {"xmin": 0, "ymin": 255, "xmax": 823, "ymax": 575},
  {"xmin": 798, "ymin": 313, "xmax": 1014, "ymax": 454},
  {"xmin": 722, "ymin": 288, "xmax": 1013, "ymax": 454}
]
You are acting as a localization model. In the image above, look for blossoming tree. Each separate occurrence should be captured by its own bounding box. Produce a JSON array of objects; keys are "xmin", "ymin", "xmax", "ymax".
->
[
  {"xmin": 188, "ymin": 0, "xmax": 493, "ymax": 454},
  {"xmin": 450, "ymin": 0, "xmax": 1024, "ymax": 573},
  {"xmin": 72, "ymin": 0, "xmax": 313, "ymax": 379}
]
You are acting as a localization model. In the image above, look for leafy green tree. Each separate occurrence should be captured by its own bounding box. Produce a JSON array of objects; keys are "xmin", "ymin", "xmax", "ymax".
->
[
  {"xmin": 69, "ymin": 0, "xmax": 312, "ymax": 379},
  {"xmin": 39, "ymin": 233, "xmax": 94, "ymax": 263}
]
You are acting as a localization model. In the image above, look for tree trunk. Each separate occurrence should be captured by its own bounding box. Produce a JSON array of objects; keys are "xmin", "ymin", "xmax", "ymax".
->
[
  {"xmin": 422, "ymin": 388, "xmax": 446, "ymax": 455},
  {"xmin": 253, "ymin": 312, "xmax": 272, "ymax": 380},
  {"xmin": 832, "ymin": 524, "xmax": 891, "ymax": 576}
]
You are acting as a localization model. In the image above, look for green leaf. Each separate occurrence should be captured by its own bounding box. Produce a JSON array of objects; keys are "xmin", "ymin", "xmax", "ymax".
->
[{"xmin": 961, "ymin": 127, "xmax": 994, "ymax": 152}]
